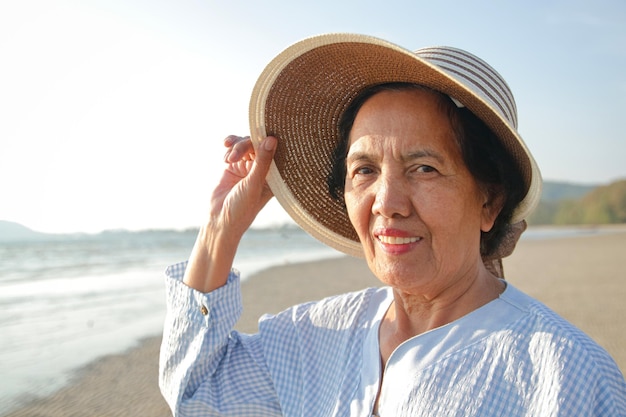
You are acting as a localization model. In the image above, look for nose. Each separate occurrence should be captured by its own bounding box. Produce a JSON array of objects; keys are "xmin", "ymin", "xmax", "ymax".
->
[{"xmin": 371, "ymin": 174, "xmax": 412, "ymax": 219}]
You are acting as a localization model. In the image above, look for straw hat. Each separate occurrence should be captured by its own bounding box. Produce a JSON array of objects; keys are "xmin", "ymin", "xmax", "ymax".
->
[{"xmin": 249, "ymin": 33, "xmax": 542, "ymax": 258}]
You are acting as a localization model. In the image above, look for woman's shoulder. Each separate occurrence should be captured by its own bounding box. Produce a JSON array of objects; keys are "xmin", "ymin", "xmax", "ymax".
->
[
  {"xmin": 309, "ymin": 285, "xmax": 391, "ymax": 321},
  {"xmin": 501, "ymin": 283, "xmax": 621, "ymax": 371},
  {"xmin": 261, "ymin": 286, "xmax": 392, "ymax": 331}
]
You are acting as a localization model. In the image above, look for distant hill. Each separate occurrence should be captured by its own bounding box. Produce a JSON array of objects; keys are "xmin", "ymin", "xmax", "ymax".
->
[
  {"xmin": 0, "ymin": 221, "xmax": 196, "ymax": 243},
  {"xmin": 540, "ymin": 181, "xmax": 597, "ymax": 202},
  {"xmin": 0, "ymin": 220, "xmax": 49, "ymax": 242},
  {"xmin": 529, "ymin": 179, "xmax": 626, "ymax": 225}
]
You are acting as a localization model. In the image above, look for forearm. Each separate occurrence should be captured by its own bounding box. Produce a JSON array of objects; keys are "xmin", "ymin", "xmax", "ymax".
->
[
  {"xmin": 183, "ymin": 223, "xmax": 241, "ymax": 293},
  {"xmin": 182, "ymin": 136, "xmax": 277, "ymax": 294}
]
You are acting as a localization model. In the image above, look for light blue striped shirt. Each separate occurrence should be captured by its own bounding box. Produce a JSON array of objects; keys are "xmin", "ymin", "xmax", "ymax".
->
[{"xmin": 159, "ymin": 261, "xmax": 626, "ymax": 416}]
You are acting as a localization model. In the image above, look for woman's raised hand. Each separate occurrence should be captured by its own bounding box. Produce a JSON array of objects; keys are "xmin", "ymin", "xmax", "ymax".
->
[
  {"xmin": 183, "ymin": 135, "xmax": 277, "ymax": 292},
  {"xmin": 211, "ymin": 135, "xmax": 277, "ymax": 237}
]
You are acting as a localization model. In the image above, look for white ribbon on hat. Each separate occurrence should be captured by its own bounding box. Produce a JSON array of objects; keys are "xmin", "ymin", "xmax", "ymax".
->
[{"xmin": 450, "ymin": 96, "xmax": 465, "ymax": 108}]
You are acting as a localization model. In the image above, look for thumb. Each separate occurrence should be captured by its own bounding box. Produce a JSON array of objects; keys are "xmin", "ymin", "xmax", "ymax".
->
[
  {"xmin": 252, "ymin": 136, "xmax": 277, "ymax": 179},
  {"xmin": 247, "ymin": 136, "xmax": 277, "ymax": 191}
]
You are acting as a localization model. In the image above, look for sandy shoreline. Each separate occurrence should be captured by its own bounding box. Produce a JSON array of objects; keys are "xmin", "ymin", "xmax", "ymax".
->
[{"xmin": 5, "ymin": 228, "xmax": 626, "ymax": 416}]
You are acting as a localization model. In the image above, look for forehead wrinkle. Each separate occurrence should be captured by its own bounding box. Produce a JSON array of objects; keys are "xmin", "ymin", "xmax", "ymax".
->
[
  {"xmin": 404, "ymin": 149, "xmax": 445, "ymax": 164},
  {"xmin": 346, "ymin": 150, "xmax": 375, "ymax": 164},
  {"xmin": 347, "ymin": 145, "xmax": 447, "ymax": 166}
]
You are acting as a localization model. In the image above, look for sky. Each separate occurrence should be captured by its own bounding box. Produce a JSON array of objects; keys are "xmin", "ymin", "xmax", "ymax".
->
[{"xmin": 1, "ymin": 0, "xmax": 625, "ymax": 234}]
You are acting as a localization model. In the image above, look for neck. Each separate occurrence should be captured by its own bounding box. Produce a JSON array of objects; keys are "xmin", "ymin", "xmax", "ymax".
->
[{"xmin": 379, "ymin": 266, "xmax": 504, "ymax": 365}]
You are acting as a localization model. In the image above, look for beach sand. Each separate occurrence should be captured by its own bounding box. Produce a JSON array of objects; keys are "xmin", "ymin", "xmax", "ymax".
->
[{"xmin": 5, "ymin": 228, "xmax": 626, "ymax": 416}]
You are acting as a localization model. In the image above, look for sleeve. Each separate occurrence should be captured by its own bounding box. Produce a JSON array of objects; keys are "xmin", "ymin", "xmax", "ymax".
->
[
  {"xmin": 158, "ymin": 262, "xmax": 282, "ymax": 417},
  {"xmin": 541, "ymin": 325, "xmax": 626, "ymax": 417},
  {"xmin": 578, "ymin": 350, "xmax": 626, "ymax": 417},
  {"xmin": 558, "ymin": 352, "xmax": 626, "ymax": 417}
]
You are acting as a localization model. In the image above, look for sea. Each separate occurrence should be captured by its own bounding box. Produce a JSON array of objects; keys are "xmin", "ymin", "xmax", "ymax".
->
[
  {"xmin": 0, "ymin": 224, "xmax": 612, "ymax": 414},
  {"xmin": 0, "ymin": 225, "xmax": 339, "ymax": 415}
]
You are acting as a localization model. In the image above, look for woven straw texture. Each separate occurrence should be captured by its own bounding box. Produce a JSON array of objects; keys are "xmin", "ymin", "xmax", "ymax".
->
[{"xmin": 249, "ymin": 34, "xmax": 541, "ymax": 257}]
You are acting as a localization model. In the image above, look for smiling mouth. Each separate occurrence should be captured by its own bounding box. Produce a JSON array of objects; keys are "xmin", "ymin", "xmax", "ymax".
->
[{"xmin": 376, "ymin": 235, "xmax": 421, "ymax": 245}]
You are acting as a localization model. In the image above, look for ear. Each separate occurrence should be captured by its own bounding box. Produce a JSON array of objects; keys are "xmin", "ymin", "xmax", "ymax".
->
[{"xmin": 480, "ymin": 187, "xmax": 505, "ymax": 233}]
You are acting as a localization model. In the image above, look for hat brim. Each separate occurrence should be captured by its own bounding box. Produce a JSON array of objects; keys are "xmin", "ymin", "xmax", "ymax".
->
[{"xmin": 249, "ymin": 33, "xmax": 542, "ymax": 258}]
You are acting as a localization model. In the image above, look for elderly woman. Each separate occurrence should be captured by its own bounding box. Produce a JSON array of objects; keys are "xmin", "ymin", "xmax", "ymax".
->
[{"xmin": 159, "ymin": 34, "xmax": 626, "ymax": 416}]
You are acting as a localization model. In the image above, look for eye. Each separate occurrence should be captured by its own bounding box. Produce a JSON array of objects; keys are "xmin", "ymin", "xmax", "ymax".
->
[
  {"xmin": 348, "ymin": 162, "xmax": 376, "ymax": 177},
  {"xmin": 415, "ymin": 165, "xmax": 437, "ymax": 174},
  {"xmin": 356, "ymin": 166, "xmax": 374, "ymax": 175}
]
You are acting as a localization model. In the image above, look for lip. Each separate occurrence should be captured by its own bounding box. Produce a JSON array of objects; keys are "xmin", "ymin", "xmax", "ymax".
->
[{"xmin": 373, "ymin": 227, "xmax": 422, "ymax": 255}]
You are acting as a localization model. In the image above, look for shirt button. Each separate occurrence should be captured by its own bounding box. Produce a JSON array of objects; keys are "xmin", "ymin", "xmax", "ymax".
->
[{"xmin": 200, "ymin": 305, "xmax": 208, "ymax": 316}]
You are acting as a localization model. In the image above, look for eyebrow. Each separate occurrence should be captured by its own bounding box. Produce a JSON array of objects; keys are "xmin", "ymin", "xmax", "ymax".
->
[
  {"xmin": 346, "ymin": 149, "xmax": 445, "ymax": 164},
  {"xmin": 345, "ymin": 152, "xmax": 372, "ymax": 164},
  {"xmin": 404, "ymin": 149, "xmax": 445, "ymax": 164}
]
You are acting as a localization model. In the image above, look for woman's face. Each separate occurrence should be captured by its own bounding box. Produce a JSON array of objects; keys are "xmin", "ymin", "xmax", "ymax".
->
[{"xmin": 344, "ymin": 88, "xmax": 499, "ymax": 296}]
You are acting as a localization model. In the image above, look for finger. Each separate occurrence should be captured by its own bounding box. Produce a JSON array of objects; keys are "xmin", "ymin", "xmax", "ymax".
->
[
  {"xmin": 225, "ymin": 136, "xmax": 254, "ymax": 163},
  {"xmin": 246, "ymin": 136, "xmax": 277, "ymax": 187},
  {"xmin": 223, "ymin": 134, "xmax": 245, "ymax": 147},
  {"xmin": 223, "ymin": 135, "xmax": 240, "ymax": 162},
  {"xmin": 257, "ymin": 136, "xmax": 277, "ymax": 165}
]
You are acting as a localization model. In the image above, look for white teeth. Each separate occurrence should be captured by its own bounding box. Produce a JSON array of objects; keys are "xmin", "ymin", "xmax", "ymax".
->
[{"xmin": 377, "ymin": 235, "xmax": 420, "ymax": 245}]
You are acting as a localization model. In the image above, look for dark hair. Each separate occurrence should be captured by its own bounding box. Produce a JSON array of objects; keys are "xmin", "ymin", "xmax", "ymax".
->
[{"xmin": 327, "ymin": 83, "xmax": 526, "ymax": 258}]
